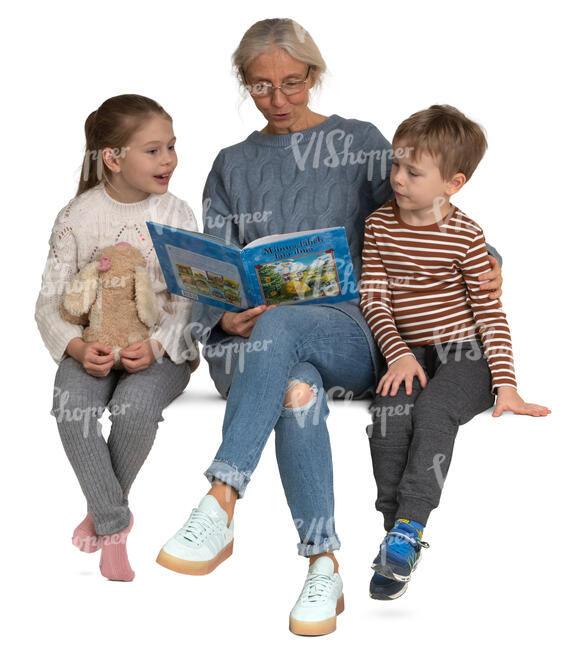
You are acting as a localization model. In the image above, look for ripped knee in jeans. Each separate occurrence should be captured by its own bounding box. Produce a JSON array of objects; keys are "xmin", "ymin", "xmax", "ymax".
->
[{"xmin": 283, "ymin": 379, "xmax": 318, "ymax": 412}]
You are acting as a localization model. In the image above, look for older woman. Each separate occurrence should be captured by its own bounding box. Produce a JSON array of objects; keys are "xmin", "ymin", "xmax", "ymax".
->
[{"xmin": 157, "ymin": 19, "xmax": 502, "ymax": 635}]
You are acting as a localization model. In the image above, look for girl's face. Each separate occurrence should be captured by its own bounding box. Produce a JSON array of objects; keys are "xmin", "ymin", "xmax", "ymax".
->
[
  {"xmin": 245, "ymin": 48, "xmax": 314, "ymax": 135},
  {"xmin": 104, "ymin": 115, "xmax": 177, "ymax": 203}
]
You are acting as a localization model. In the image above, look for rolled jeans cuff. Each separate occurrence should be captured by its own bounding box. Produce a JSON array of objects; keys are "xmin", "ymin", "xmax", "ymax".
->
[
  {"xmin": 296, "ymin": 534, "xmax": 341, "ymax": 558},
  {"xmin": 204, "ymin": 460, "xmax": 251, "ymax": 498}
]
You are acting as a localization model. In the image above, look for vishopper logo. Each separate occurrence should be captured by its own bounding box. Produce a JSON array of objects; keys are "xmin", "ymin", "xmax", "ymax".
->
[
  {"xmin": 326, "ymin": 385, "xmax": 356, "ymax": 402},
  {"xmin": 80, "ymin": 146, "xmax": 130, "ymax": 183},
  {"xmin": 148, "ymin": 337, "xmax": 170, "ymax": 363},
  {"xmin": 358, "ymin": 271, "xmax": 417, "ymax": 296},
  {"xmin": 52, "ymin": 386, "xmax": 131, "ymax": 439},
  {"xmin": 283, "ymin": 382, "xmax": 368, "ymax": 430},
  {"xmin": 147, "ymin": 322, "xmax": 203, "ymax": 363},
  {"xmin": 388, "ymin": 273, "xmax": 418, "ymax": 290},
  {"xmin": 205, "ymin": 335, "xmax": 273, "ymax": 376},
  {"xmin": 427, "ymin": 453, "xmax": 447, "ymax": 489},
  {"xmin": 202, "ymin": 198, "xmax": 273, "ymax": 245},
  {"xmin": 288, "ymin": 129, "xmax": 404, "ymax": 181},
  {"xmin": 39, "ymin": 269, "xmax": 130, "ymax": 298},
  {"xmin": 147, "ymin": 193, "xmax": 197, "ymax": 235},
  {"xmin": 366, "ymin": 401, "xmax": 415, "ymax": 438},
  {"xmin": 432, "ymin": 316, "xmax": 512, "ymax": 360},
  {"xmin": 432, "ymin": 336, "xmax": 486, "ymax": 364},
  {"xmin": 320, "ymin": 259, "xmax": 359, "ymax": 297},
  {"xmin": 185, "ymin": 320, "xmax": 212, "ymax": 346},
  {"xmin": 431, "ymin": 326, "xmax": 513, "ymax": 365},
  {"xmin": 292, "ymin": 22, "xmax": 309, "ymax": 44},
  {"xmin": 292, "ymin": 516, "xmax": 337, "ymax": 545},
  {"xmin": 100, "ymin": 530, "xmax": 130, "ymax": 546},
  {"xmin": 433, "ymin": 196, "xmax": 473, "ymax": 234}
]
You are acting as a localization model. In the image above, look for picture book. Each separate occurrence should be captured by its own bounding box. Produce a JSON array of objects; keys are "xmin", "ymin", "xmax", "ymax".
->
[{"xmin": 146, "ymin": 222, "xmax": 359, "ymax": 312}]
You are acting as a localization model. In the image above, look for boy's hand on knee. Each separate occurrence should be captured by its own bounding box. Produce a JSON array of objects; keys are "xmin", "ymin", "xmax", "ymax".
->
[
  {"xmin": 492, "ymin": 387, "xmax": 551, "ymax": 417},
  {"xmin": 377, "ymin": 356, "xmax": 427, "ymax": 397}
]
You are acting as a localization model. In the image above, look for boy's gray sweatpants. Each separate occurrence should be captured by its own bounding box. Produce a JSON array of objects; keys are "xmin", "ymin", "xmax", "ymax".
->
[
  {"xmin": 367, "ymin": 341, "xmax": 495, "ymax": 530},
  {"xmin": 52, "ymin": 356, "xmax": 191, "ymax": 535}
]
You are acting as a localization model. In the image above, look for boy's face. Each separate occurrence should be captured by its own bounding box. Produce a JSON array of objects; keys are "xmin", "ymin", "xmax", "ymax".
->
[{"xmin": 391, "ymin": 143, "xmax": 462, "ymax": 217}]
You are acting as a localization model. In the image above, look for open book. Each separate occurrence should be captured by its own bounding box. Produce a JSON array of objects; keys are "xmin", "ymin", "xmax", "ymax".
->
[{"xmin": 147, "ymin": 222, "xmax": 358, "ymax": 312}]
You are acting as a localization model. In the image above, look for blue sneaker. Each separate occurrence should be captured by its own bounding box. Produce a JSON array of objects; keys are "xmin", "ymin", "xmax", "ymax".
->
[
  {"xmin": 372, "ymin": 519, "xmax": 429, "ymax": 582},
  {"xmin": 369, "ymin": 571, "xmax": 409, "ymax": 600}
]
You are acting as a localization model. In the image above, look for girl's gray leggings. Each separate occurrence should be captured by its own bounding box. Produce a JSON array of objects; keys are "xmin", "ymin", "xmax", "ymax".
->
[{"xmin": 52, "ymin": 356, "xmax": 191, "ymax": 535}]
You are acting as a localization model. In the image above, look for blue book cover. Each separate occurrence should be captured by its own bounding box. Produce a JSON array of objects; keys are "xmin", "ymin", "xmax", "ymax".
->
[{"xmin": 146, "ymin": 222, "xmax": 358, "ymax": 312}]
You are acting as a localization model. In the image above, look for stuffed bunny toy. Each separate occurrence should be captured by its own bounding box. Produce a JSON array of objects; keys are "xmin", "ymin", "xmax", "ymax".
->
[{"xmin": 60, "ymin": 242, "xmax": 158, "ymax": 367}]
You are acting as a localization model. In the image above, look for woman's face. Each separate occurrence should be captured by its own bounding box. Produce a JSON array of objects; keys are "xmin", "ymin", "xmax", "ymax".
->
[{"xmin": 245, "ymin": 48, "xmax": 313, "ymax": 134}]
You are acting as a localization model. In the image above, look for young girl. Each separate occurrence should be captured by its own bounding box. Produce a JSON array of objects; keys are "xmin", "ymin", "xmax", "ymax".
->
[{"xmin": 35, "ymin": 94, "xmax": 199, "ymax": 581}]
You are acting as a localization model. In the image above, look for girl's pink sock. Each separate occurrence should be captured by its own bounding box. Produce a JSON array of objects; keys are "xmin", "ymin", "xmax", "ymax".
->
[
  {"xmin": 72, "ymin": 512, "xmax": 101, "ymax": 553},
  {"xmin": 99, "ymin": 514, "xmax": 135, "ymax": 582}
]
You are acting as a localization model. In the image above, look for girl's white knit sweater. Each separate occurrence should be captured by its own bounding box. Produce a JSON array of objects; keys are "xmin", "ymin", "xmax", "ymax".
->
[{"xmin": 35, "ymin": 183, "xmax": 198, "ymax": 365}]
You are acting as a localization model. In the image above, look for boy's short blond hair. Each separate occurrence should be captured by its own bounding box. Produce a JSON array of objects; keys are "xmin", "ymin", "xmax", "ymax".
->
[{"xmin": 392, "ymin": 105, "xmax": 487, "ymax": 181}]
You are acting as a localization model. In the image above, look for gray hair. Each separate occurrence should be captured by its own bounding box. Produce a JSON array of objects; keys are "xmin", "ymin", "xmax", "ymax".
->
[{"xmin": 232, "ymin": 18, "xmax": 327, "ymax": 90}]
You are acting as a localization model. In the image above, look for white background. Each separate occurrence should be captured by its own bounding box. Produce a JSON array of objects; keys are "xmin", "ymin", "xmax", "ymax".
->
[{"xmin": 2, "ymin": 1, "xmax": 574, "ymax": 648}]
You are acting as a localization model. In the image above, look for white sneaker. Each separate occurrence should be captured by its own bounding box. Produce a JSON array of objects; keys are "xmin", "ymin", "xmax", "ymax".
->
[
  {"xmin": 156, "ymin": 495, "xmax": 234, "ymax": 575},
  {"xmin": 289, "ymin": 556, "xmax": 344, "ymax": 636}
]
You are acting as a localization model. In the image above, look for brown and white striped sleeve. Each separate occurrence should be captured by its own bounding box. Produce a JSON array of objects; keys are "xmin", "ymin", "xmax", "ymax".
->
[
  {"xmin": 460, "ymin": 229, "xmax": 517, "ymax": 390},
  {"xmin": 359, "ymin": 216, "xmax": 414, "ymax": 366}
]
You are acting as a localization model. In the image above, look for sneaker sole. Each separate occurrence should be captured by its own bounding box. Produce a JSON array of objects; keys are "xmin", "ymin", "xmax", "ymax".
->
[
  {"xmin": 156, "ymin": 540, "xmax": 234, "ymax": 575},
  {"xmin": 289, "ymin": 594, "xmax": 345, "ymax": 636},
  {"xmin": 372, "ymin": 551, "xmax": 422, "ymax": 583},
  {"xmin": 369, "ymin": 581, "xmax": 409, "ymax": 600}
]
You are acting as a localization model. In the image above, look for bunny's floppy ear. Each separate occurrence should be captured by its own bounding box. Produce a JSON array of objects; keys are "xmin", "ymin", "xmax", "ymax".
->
[
  {"xmin": 61, "ymin": 261, "xmax": 100, "ymax": 317},
  {"xmin": 134, "ymin": 266, "xmax": 159, "ymax": 327}
]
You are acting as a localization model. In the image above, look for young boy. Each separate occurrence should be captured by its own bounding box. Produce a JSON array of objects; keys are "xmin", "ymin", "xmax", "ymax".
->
[{"xmin": 359, "ymin": 105, "xmax": 550, "ymax": 601}]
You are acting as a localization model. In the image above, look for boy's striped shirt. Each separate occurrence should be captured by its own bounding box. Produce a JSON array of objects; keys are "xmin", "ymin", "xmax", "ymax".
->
[{"xmin": 359, "ymin": 199, "xmax": 516, "ymax": 390}]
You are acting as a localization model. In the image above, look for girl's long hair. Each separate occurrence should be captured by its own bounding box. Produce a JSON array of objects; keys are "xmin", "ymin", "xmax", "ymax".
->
[{"xmin": 77, "ymin": 94, "xmax": 171, "ymax": 196}]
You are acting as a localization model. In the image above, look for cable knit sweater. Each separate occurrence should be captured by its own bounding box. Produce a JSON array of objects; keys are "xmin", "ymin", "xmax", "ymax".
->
[
  {"xmin": 35, "ymin": 183, "xmax": 198, "ymax": 365},
  {"xmin": 194, "ymin": 114, "xmax": 395, "ymax": 381}
]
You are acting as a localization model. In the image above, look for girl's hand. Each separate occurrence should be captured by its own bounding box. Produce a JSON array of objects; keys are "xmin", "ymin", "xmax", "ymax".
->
[
  {"xmin": 66, "ymin": 338, "xmax": 115, "ymax": 377},
  {"xmin": 377, "ymin": 355, "xmax": 427, "ymax": 397},
  {"xmin": 119, "ymin": 339, "xmax": 165, "ymax": 373},
  {"xmin": 479, "ymin": 255, "xmax": 503, "ymax": 304},
  {"xmin": 220, "ymin": 305, "xmax": 275, "ymax": 338},
  {"xmin": 493, "ymin": 386, "xmax": 551, "ymax": 417}
]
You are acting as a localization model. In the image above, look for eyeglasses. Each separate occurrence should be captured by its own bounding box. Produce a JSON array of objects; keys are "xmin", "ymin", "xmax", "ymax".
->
[{"xmin": 243, "ymin": 66, "xmax": 311, "ymax": 97}]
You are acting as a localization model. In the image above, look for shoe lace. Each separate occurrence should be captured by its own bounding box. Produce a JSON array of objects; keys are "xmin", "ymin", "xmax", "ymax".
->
[
  {"xmin": 180, "ymin": 509, "xmax": 219, "ymax": 545},
  {"xmin": 300, "ymin": 574, "xmax": 333, "ymax": 603},
  {"xmin": 387, "ymin": 530, "xmax": 430, "ymax": 551}
]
